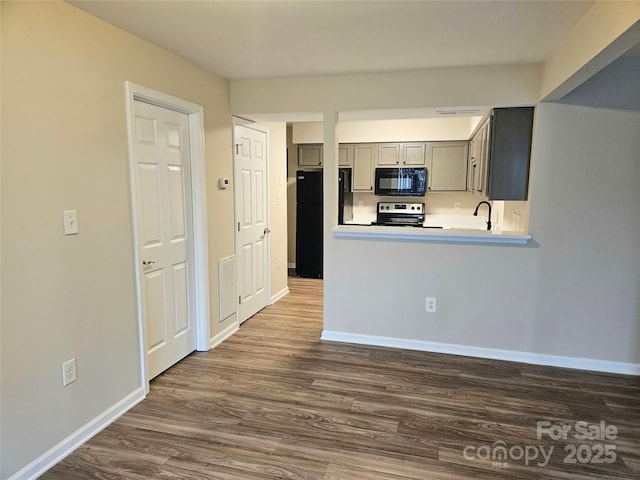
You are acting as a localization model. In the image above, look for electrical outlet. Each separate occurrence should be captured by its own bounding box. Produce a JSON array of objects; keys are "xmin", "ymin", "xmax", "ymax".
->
[
  {"xmin": 426, "ymin": 297, "xmax": 437, "ymax": 313},
  {"xmin": 62, "ymin": 358, "xmax": 77, "ymax": 387},
  {"xmin": 454, "ymin": 202, "xmax": 461, "ymax": 210}
]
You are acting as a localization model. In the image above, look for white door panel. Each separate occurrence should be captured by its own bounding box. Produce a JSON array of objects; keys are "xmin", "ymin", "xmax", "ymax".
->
[
  {"xmin": 138, "ymin": 164, "xmax": 162, "ymax": 247},
  {"xmin": 172, "ymin": 262, "xmax": 189, "ymax": 335},
  {"xmin": 144, "ymin": 269, "xmax": 166, "ymax": 352},
  {"xmin": 241, "ymin": 169, "xmax": 252, "ymax": 227},
  {"xmin": 241, "ymin": 243, "xmax": 253, "ymax": 301},
  {"xmin": 168, "ymin": 166, "xmax": 186, "ymax": 240},
  {"xmin": 255, "ymin": 170, "xmax": 265, "ymax": 225},
  {"xmin": 134, "ymin": 100, "xmax": 195, "ymax": 379},
  {"xmin": 234, "ymin": 124, "xmax": 269, "ymax": 323},
  {"xmin": 255, "ymin": 240, "xmax": 265, "ymax": 293},
  {"xmin": 135, "ymin": 116, "xmax": 156, "ymax": 144}
]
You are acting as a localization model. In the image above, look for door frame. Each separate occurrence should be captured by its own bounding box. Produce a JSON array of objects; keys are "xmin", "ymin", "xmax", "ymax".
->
[
  {"xmin": 232, "ymin": 117, "xmax": 271, "ymax": 323},
  {"xmin": 125, "ymin": 82, "xmax": 211, "ymax": 392}
]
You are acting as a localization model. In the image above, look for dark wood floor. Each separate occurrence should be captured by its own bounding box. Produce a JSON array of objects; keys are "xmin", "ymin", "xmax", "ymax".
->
[{"xmin": 43, "ymin": 277, "xmax": 639, "ymax": 479}]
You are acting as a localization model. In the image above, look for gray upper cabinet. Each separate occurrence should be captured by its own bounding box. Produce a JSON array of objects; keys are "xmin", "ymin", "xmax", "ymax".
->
[
  {"xmin": 298, "ymin": 144, "xmax": 354, "ymax": 167},
  {"xmin": 377, "ymin": 142, "xmax": 426, "ymax": 166},
  {"xmin": 353, "ymin": 144, "xmax": 376, "ymax": 191},
  {"xmin": 338, "ymin": 144, "xmax": 353, "ymax": 166},
  {"xmin": 467, "ymin": 134, "xmax": 479, "ymax": 194},
  {"xmin": 487, "ymin": 107, "xmax": 534, "ymax": 201},
  {"xmin": 298, "ymin": 144, "xmax": 323, "ymax": 167},
  {"xmin": 402, "ymin": 143, "xmax": 427, "ymax": 166},
  {"xmin": 428, "ymin": 142, "xmax": 468, "ymax": 191},
  {"xmin": 474, "ymin": 121, "xmax": 490, "ymax": 195},
  {"xmin": 377, "ymin": 143, "xmax": 402, "ymax": 165},
  {"xmin": 467, "ymin": 107, "xmax": 534, "ymax": 200}
]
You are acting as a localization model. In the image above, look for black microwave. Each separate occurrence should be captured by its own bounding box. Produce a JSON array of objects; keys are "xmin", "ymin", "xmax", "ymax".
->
[{"xmin": 375, "ymin": 167, "xmax": 427, "ymax": 196}]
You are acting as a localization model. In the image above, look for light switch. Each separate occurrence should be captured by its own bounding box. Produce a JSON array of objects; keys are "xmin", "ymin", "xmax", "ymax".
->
[{"xmin": 63, "ymin": 210, "xmax": 79, "ymax": 235}]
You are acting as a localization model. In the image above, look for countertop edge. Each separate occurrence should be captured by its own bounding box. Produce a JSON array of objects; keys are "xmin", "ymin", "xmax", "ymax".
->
[{"xmin": 333, "ymin": 225, "xmax": 531, "ymax": 245}]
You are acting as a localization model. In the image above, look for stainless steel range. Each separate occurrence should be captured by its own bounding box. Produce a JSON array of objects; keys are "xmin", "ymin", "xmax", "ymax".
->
[{"xmin": 376, "ymin": 202, "xmax": 425, "ymax": 227}]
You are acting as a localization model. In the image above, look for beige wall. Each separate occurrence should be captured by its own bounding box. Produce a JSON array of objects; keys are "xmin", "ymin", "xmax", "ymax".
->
[
  {"xmin": 294, "ymin": 117, "xmax": 481, "ymax": 144},
  {"xmin": 0, "ymin": 2, "xmax": 233, "ymax": 477},
  {"xmin": 231, "ymin": 64, "xmax": 542, "ymax": 115}
]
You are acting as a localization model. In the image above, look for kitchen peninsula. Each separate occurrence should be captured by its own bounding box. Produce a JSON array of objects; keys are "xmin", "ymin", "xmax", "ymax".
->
[{"xmin": 334, "ymin": 223, "xmax": 531, "ymax": 245}]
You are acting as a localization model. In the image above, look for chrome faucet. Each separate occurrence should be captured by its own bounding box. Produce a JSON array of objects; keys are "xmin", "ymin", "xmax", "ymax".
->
[{"xmin": 473, "ymin": 201, "xmax": 492, "ymax": 231}]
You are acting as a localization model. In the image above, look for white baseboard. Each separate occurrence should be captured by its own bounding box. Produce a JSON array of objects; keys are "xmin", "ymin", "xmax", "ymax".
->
[
  {"xmin": 270, "ymin": 286, "xmax": 290, "ymax": 304},
  {"xmin": 320, "ymin": 331, "xmax": 640, "ymax": 376},
  {"xmin": 210, "ymin": 321, "xmax": 239, "ymax": 349},
  {"xmin": 9, "ymin": 387, "xmax": 146, "ymax": 480}
]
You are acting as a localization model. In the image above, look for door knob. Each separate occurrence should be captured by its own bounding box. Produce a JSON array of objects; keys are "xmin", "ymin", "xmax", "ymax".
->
[{"xmin": 259, "ymin": 227, "xmax": 271, "ymax": 241}]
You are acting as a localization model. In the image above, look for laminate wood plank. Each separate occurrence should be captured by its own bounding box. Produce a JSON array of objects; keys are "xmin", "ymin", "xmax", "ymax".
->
[
  {"xmin": 273, "ymin": 436, "xmax": 434, "ymax": 480},
  {"xmin": 41, "ymin": 277, "xmax": 640, "ymax": 479}
]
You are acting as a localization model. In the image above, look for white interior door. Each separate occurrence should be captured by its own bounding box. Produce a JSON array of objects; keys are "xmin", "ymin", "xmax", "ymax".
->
[
  {"xmin": 133, "ymin": 100, "xmax": 195, "ymax": 379},
  {"xmin": 234, "ymin": 123, "xmax": 269, "ymax": 323}
]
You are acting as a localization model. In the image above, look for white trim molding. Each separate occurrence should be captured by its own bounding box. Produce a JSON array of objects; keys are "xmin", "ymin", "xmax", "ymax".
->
[
  {"xmin": 124, "ymin": 82, "xmax": 211, "ymax": 392},
  {"xmin": 210, "ymin": 322, "xmax": 239, "ymax": 350},
  {"xmin": 270, "ymin": 286, "xmax": 290, "ymax": 305},
  {"xmin": 7, "ymin": 388, "xmax": 146, "ymax": 480},
  {"xmin": 321, "ymin": 331, "xmax": 640, "ymax": 376}
]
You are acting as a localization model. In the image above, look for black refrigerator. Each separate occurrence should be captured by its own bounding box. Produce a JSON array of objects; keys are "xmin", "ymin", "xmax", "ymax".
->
[{"xmin": 296, "ymin": 170, "xmax": 323, "ymax": 278}]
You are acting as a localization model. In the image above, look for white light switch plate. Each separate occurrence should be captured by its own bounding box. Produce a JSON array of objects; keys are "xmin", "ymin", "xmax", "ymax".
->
[{"xmin": 63, "ymin": 210, "xmax": 79, "ymax": 235}]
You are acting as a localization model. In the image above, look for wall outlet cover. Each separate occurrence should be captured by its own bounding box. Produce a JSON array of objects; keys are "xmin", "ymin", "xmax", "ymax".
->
[
  {"xmin": 426, "ymin": 297, "xmax": 437, "ymax": 313},
  {"xmin": 62, "ymin": 358, "xmax": 77, "ymax": 387}
]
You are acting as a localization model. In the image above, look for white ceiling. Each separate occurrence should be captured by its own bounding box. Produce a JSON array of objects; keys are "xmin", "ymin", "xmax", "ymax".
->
[{"xmin": 68, "ymin": 0, "xmax": 594, "ymax": 81}]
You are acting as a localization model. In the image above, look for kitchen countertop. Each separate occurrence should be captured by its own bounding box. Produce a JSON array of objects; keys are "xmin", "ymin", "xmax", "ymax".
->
[{"xmin": 338, "ymin": 213, "xmax": 531, "ymax": 245}]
